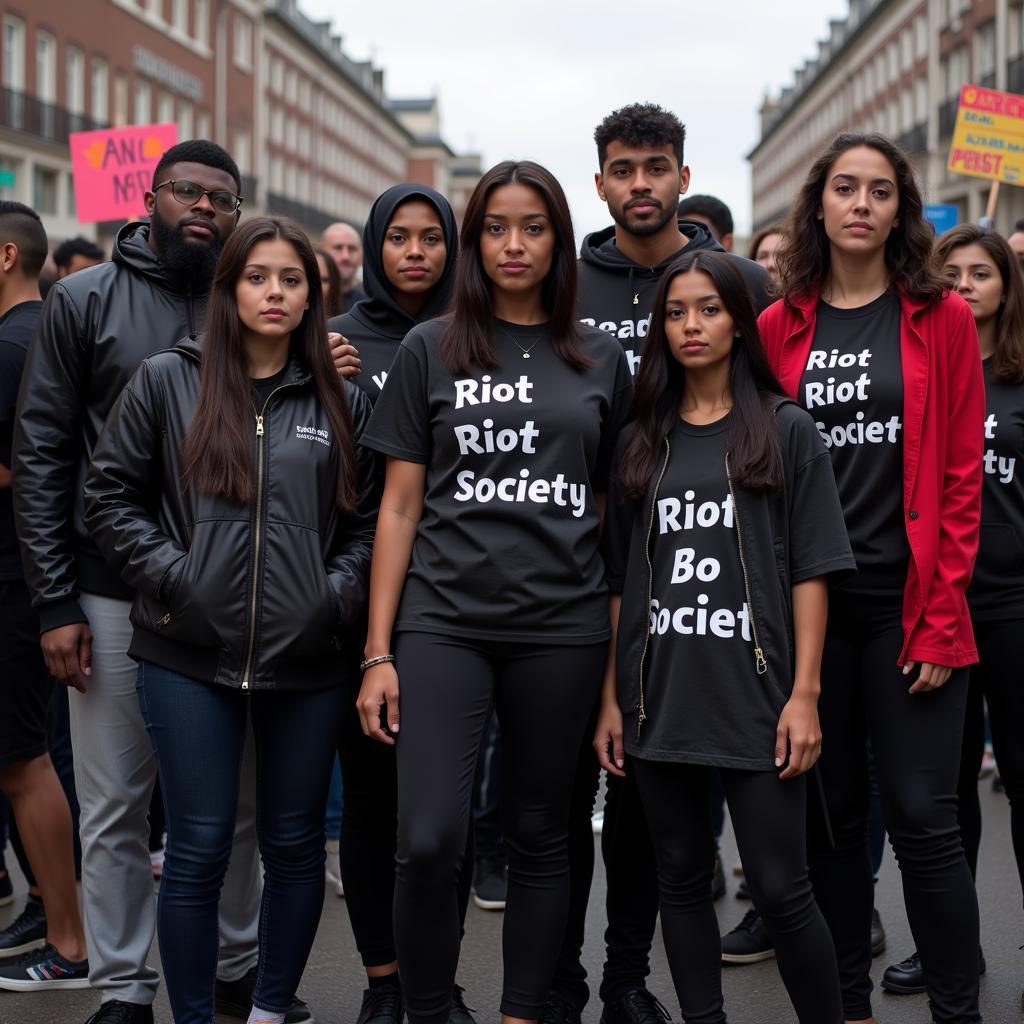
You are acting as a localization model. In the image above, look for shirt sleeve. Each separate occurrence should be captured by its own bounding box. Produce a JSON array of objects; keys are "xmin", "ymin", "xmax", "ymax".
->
[
  {"xmin": 360, "ymin": 332, "xmax": 432, "ymax": 465},
  {"xmin": 592, "ymin": 346, "xmax": 634, "ymax": 493}
]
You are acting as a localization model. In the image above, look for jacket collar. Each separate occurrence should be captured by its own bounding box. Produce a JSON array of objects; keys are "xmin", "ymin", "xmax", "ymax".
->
[{"xmin": 786, "ymin": 283, "xmax": 931, "ymax": 322}]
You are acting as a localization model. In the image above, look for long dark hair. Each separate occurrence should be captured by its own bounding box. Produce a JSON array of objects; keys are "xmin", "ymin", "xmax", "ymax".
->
[
  {"xmin": 316, "ymin": 247, "xmax": 344, "ymax": 316},
  {"xmin": 934, "ymin": 225, "xmax": 1024, "ymax": 383},
  {"xmin": 183, "ymin": 217, "xmax": 358, "ymax": 511},
  {"xmin": 619, "ymin": 251, "xmax": 786, "ymax": 501},
  {"xmin": 440, "ymin": 160, "xmax": 590, "ymax": 374},
  {"xmin": 777, "ymin": 132, "xmax": 945, "ymax": 306}
]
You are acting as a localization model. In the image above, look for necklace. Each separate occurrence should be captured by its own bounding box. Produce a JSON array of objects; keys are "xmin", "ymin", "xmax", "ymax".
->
[{"xmin": 499, "ymin": 326, "xmax": 541, "ymax": 359}]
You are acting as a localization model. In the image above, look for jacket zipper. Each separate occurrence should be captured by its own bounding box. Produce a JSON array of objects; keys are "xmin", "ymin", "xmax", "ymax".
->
[
  {"xmin": 637, "ymin": 437, "xmax": 671, "ymax": 739},
  {"xmin": 725, "ymin": 452, "xmax": 768, "ymax": 676},
  {"xmin": 240, "ymin": 385, "xmax": 287, "ymax": 691}
]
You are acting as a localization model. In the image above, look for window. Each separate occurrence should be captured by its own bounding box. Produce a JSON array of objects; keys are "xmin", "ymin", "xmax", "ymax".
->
[
  {"xmin": 900, "ymin": 88, "xmax": 913, "ymax": 132},
  {"xmin": 194, "ymin": 0, "xmax": 209, "ymax": 45},
  {"xmin": 114, "ymin": 71, "xmax": 128, "ymax": 126},
  {"xmin": 234, "ymin": 127, "xmax": 251, "ymax": 174},
  {"xmin": 36, "ymin": 32, "xmax": 56, "ymax": 102},
  {"xmin": 66, "ymin": 47, "xmax": 84, "ymax": 114},
  {"xmin": 32, "ymin": 166, "xmax": 58, "ymax": 214},
  {"xmin": 915, "ymin": 77, "xmax": 928, "ymax": 123},
  {"xmin": 284, "ymin": 67, "xmax": 297, "ymax": 104},
  {"xmin": 196, "ymin": 109, "xmax": 209, "ymax": 138},
  {"xmin": 0, "ymin": 158, "xmax": 17, "ymax": 200},
  {"xmin": 975, "ymin": 21, "xmax": 996, "ymax": 80},
  {"xmin": 233, "ymin": 15, "xmax": 252, "ymax": 70},
  {"xmin": 270, "ymin": 56, "xmax": 283, "ymax": 94},
  {"xmin": 91, "ymin": 58, "xmax": 108, "ymax": 123},
  {"xmin": 2, "ymin": 16, "xmax": 25, "ymax": 89},
  {"xmin": 887, "ymin": 42, "xmax": 899, "ymax": 83},
  {"xmin": 157, "ymin": 91, "xmax": 173, "ymax": 124},
  {"xmin": 900, "ymin": 28, "xmax": 913, "ymax": 71},
  {"xmin": 177, "ymin": 100, "xmax": 193, "ymax": 140},
  {"xmin": 298, "ymin": 78, "xmax": 310, "ymax": 109},
  {"xmin": 915, "ymin": 14, "xmax": 928, "ymax": 60},
  {"xmin": 172, "ymin": 0, "xmax": 188, "ymax": 33},
  {"xmin": 133, "ymin": 79, "xmax": 151, "ymax": 124},
  {"xmin": 66, "ymin": 172, "xmax": 76, "ymax": 217},
  {"xmin": 270, "ymin": 155, "xmax": 283, "ymax": 192},
  {"xmin": 945, "ymin": 45, "xmax": 968, "ymax": 99}
]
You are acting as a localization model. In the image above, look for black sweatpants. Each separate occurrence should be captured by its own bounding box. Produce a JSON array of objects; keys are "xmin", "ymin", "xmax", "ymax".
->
[
  {"xmin": 810, "ymin": 590, "xmax": 980, "ymax": 1023},
  {"xmin": 958, "ymin": 616, "xmax": 1024, "ymax": 893},
  {"xmin": 338, "ymin": 681, "xmax": 472, "ymax": 970},
  {"xmin": 633, "ymin": 759, "xmax": 842, "ymax": 1024},
  {"xmin": 393, "ymin": 631, "xmax": 606, "ymax": 1024}
]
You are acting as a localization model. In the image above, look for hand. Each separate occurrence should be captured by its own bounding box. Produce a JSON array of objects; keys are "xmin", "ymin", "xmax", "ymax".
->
[
  {"xmin": 329, "ymin": 332, "xmax": 361, "ymax": 379},
  {"xmin": 775, "ymin": 693, "xmax": 821, "ymax": 779},
  {"xmin": 357, "ymin": 661, "xmax": 400, "ymax": 745},
  {"xmin": 593, "ymin": 699, "xmax": 626, "ymax": 777},
  {"xmin": 41, "ymin": 623, "xmax": 93, "ymax": 693},
  {"xmin": 904, "ymin": 661, "xmax": 952, "ymax": 694}
]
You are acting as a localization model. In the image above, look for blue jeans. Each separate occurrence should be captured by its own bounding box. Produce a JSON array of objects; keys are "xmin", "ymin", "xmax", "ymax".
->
[{"xmin": 137, "ymin": 661, "xmax": 343, "ymax": 1023}]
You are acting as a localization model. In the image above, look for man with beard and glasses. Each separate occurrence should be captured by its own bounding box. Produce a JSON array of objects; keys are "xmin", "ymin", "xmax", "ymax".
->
[
  {"xmin": 13, "ymin": 140, "xmax": 311, "ymax": 1024},
  {"xmin": 541, "ymin": 104, "xmax": 772, "ymax": 1024}
]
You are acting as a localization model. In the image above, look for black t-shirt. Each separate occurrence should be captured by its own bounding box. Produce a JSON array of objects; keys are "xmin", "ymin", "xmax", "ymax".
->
[
  {"xmin": 969, "ymin": 358, "xmax": 1024, "ymax": 620},
  {"xmin": 252, "ymin": 364, "xmax": 289, "ymax": 406},
  {"xmin": 361, "ymin": 317, "xmax": 633, "ymax": 644},
  {"xmin": 0, "ymin": 299, "xmax": 44, "ymax": 581},
  {"xmin": 799, "ymin": 291, "xmax": 908, "ymax": 593},
  {"xmin": 627, "ymin": 415, "xmax": 779, "ymax": 770},
  {"xmin": 349, "ymin": 334, "xmax": 398, "ymax": 404}
]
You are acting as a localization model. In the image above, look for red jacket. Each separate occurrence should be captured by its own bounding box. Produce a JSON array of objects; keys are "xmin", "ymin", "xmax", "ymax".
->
[{"xmin": 758, "ymin": 287, "xmax": 983, "ymax": 668}]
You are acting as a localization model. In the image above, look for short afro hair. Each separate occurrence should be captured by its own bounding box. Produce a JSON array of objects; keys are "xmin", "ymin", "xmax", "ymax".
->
[
  {"xmin": 677, "ymin": 195, "xmax": 734, "ymax": 241},
  {"xmin": 0, "ymin": 200, "xmax": 48, "ymax": 279},
  {"xmin": 152, "ymin": 139, "xmax": 242, "ymax": 194},
  {"xmin": 594, "ymin": 103, "xmax": 686, "ymax": 171},
  {"xmin": 53, "ymin": 235, "xmax": 105, "ymax": 270}
]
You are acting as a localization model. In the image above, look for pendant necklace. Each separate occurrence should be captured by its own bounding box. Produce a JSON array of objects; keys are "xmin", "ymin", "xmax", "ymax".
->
[{"xmin": 500, "ymin": 327, "xmax": 541, "ymax": 360}]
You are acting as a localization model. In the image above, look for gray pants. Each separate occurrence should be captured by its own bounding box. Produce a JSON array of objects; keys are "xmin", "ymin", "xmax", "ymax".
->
[{"xmin": 72, "ymin": 593, "xmax": 261, "ymax": 1005}]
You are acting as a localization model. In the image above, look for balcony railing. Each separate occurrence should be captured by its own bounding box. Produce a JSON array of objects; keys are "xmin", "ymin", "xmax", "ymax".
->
[
  {"xmin": 0, "ymin": 87, "xmax": 106, "ymax": 145},
  {"xmin": 897, "ymin": 122, "xmax": 928, "ymax": 155},
  {"xmin": 266, "ymin": 191, "xmax": 335, "ymax": 232},
  {"xmin": 938, "ymin": 96, "xmax": 959, "ymax": 137}
]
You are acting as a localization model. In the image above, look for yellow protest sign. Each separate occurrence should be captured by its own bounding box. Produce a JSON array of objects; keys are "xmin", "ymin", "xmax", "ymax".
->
[{"xmin": 947, "ymin": 84, "xmax": 1024, "ymax": 185}]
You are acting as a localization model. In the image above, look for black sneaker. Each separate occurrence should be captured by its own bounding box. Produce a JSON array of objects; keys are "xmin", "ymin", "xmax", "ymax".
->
[
  {"xmin": 711, "ymin": 853, "xmax": 725, "ymax": 901},
  {"xmin": 871, "ymin": 906, "xmax": 887, "ymax": 957},
  {"xmin": 0, "ymin": 942, "xmax": 89, "ymax": 990},
  {"xmin": 214, "ymin": 966, "xmax": 313, "ymax": 1022},
  {"xmin": 881, "ymin": 950, "xmax": 924, "ymax": 994},
  {"xmin": 721, "ymin": 908, "xmax": 775, "ymax": 964},
  {"xmin": 472, "ymin": 860, "xmax": 507, "ymax": 911},
  {"xmin": 0, "ymin": 895, "xmax": 47, "ymax": 956},
  {"xmin": 356, "ymin": 979, "xmax": 405, "ymax": 1024},
  {"xmin": 0, "ymin": 871, "xmax": 13, "ymax": 907},
  {"xmin": 450, "ymin": 983, "xmax": 476, "ymax": 1024},
  {"xmin": 541, "ymin": 994, "xmax": 583, "ymax": 1024},
  {"xmin": 599, "ymin": 987, "xmax": 672, "ymax": 1024},
  {"xmin": 84, "ymin": 1001, "xmax": 155, "ymax": 1023}
]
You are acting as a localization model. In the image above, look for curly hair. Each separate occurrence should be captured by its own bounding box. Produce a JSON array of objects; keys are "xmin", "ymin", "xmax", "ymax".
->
[
  {"xmin": 594, "ymin": 103, "xmax": 685, "ymax": 170},
  {"xmin": 776, "ymin": 132, "xmax": 945, "ymax": 306}
]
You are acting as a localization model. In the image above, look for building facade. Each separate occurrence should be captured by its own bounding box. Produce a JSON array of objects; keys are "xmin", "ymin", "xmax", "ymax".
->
[
  {"xmin": 749, "ymin": 0, "xmax": 1024, "ymax": 236},
  {"xmin": 0, "ymin": 0, "xmax": 478, "ymax": 248}
]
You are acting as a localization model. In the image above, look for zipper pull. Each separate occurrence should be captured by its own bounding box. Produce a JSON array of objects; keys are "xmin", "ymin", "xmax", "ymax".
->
[
  {"xmin": 255, "ymin": 415, "xmax": 264, "ymax": 437},
  {"xmin": 633, "ymin": 292, "xmax": 639, "ymax": 305},
  {"xmin": 159, "ymin": 612, "xmax": 171, "ymax": 626},
  {"xmin": 241, "ymin": 679, "xmax": 250, "ymax": 691},
  {"xmin": 754, "ymin": 648, "xmax": 767, "ymax": 675}
]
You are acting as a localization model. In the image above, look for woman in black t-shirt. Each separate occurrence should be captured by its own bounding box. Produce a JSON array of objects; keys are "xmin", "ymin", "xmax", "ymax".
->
[
  {"xmin": 357, "ymin": 161, "xmax": 632, "ymax": 1024},
  {"xmin": 597, "ymin": 251, "xmax": 852, "ymax": 1024}
]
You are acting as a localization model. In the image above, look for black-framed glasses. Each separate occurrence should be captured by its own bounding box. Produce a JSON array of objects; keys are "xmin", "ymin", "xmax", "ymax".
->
[{"xmin": 154, "ymin": 179, "xmax": 243, "ymax": 215}]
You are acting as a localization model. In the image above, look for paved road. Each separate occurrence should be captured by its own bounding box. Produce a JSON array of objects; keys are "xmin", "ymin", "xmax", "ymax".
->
[{"xmin": 2, "ymin": 774, "xmax": 1020, "ymax": 1024}]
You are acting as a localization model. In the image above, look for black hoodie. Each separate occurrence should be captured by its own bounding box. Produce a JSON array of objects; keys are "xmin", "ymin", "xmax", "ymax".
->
[
  {"xmin": 578, "ymin": 220, "xmax": 772, "ymax": 376},
  {"xmin": 329, "ymin": 183, "xmax": 458, "ymax": 404},
  {"xmin": 14, "ymin": 220, "xmax": 211, "ymax": 630}
]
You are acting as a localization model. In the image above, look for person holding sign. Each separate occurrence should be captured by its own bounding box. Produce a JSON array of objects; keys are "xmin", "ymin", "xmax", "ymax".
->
[
  {"xmin": 356, "ymin": 160, "xmax": 632, "ymax": 1024},
  {"xmin": 759, "ymin": 132, "xmax": 985, "ymax": 1024},
  {"xmin": 595, "ymin": 250, "xmax": 852, "ymax": 1024},
  {"xmin": 82, "ymin": 216, "xmax": 378, "ymax": 1024}
]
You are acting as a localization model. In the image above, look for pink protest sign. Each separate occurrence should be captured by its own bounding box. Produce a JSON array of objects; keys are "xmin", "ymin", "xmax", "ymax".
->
[{"xmin": 69, "ymin": 123, "xmax": 179, "ymax": 223}]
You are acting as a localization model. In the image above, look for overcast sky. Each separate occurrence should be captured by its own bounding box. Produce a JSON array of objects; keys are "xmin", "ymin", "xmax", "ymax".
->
[{"xmin": 302, "ymin": 0, "xmax": 849, "ymax": 243}]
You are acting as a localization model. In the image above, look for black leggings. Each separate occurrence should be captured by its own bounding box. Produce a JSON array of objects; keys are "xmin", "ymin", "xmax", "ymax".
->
[
  {"xmin": 393, "ymin": 632, "xmax": 606, "ymax": 1024},
  {"xmin": 810, "ymin": 590, "xmax": 980, "ymax": 1023},
  {"xmin": 958, "ymin": 616, "xmax": 1024, "ymax": 893},
  {"xmin": 338, "ymin": 684, "xmax": 472, "ymax": 969},
  {"xmin": 633, "ymin": 760, "xmax": 842, "ymax": 1024}
]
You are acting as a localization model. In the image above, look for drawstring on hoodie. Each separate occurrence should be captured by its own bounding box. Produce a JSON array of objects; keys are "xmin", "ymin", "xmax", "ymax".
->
[{"xmin": 629, "ymin": 266, "xmax": 639, "ymax": 305}]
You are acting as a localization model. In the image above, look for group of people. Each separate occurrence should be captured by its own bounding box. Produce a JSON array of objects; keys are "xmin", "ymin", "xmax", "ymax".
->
[{"xmin": 0, "ymin": 100, "xmax": 1019, "ymax": 1024}]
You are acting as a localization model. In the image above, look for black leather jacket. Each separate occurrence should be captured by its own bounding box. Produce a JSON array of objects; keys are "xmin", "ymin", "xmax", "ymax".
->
[
  {"xmin": 83, "ymin": 337, "xmax": 379, "ymax": 692},
  {"xmin": 13, "ymin": 221, "xmax": 209, "ymax": 631}
]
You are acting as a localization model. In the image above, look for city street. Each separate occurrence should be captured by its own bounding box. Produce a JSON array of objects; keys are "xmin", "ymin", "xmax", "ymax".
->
[{"xmin": 1, "ymin": 773, "xmax": 1020, "ymax": 1024}]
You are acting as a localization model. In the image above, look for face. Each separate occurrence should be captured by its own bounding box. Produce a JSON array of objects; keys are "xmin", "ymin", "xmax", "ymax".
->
[
  {"xmin": 479, "ymin": 183, "xmax": 556, "ymax": 297},
  {"xmin": 818, "ymin": 145, "xmax": 899, "ymax": 257},
  {"xmin": 235, "ymin": 238, "xmax": 310, "ymax": 342},
  {"xmin": 663, "ymin": 269, "xmax": 736, "ymax": 373},
  {"xmin": 381, "ymin": 199, "xmax": 447, "ymax": 295},
  {"xmin": 754, "ymin": 232, "xmax": 783, "ymax": 287},
  {"xmin": 1008, "ymin": 232, "xmax": 1024, "ymax": 274},
  {"xmin": 58, "ymin": 253, "xmax": 102, "ymax": 278},
  {"xmin": 145, "ymin": 160, "xmax": 239, "ymax": 251},
  {"xmin": 941, "ymin": 243, "xmax": 1005, "ymax": 327},
  {"xmin": 315, "ymin": 252, "xmax": 332, "ymax": 305},
  {"xmin": 596, "ymin": 141, "xmax": 690, "ymax": 238},
  {"xmin": 322, "ymin": 223, "xmax": 362, "ymax": 285}
]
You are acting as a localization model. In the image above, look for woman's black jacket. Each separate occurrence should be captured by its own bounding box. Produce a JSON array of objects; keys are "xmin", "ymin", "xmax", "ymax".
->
[
  {"xmin": 83, "ymin": 336, "xmax": 380, "ymax": 692},
  {"xmin": 603, "ymin": 401, "xmax": 856, "ymax": 729}
]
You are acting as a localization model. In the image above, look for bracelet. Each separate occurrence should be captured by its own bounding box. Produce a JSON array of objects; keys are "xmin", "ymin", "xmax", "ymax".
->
[{"xmin": 360, "ymin": 654, "xmax": 395, "ymax": 672}]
